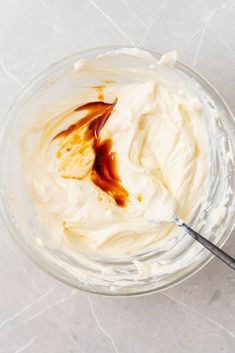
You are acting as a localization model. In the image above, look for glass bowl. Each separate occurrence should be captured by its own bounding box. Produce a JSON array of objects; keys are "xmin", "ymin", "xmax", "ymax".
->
[{"xmin": 0, "ymin": 46, "xmax": 234, "ymax": 296}]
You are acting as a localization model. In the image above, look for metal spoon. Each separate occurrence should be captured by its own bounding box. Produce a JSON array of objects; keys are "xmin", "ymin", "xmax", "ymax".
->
[{"xmin": 171, "ymin": 216, "xmax": 235, "ymax": 271}]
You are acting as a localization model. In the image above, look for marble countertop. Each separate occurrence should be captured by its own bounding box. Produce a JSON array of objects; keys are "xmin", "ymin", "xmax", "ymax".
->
[{"xmin": 0, "ymin": 0, "xmax": 234, "ymax": 352}]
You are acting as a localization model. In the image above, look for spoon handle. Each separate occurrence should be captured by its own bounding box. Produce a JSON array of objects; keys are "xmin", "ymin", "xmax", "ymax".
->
[{"xmin": 178, "ymin": 221, "xmax": 235, "ymax": 271}]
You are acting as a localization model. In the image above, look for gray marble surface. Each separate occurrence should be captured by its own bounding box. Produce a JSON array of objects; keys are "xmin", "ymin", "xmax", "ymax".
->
[{"xmin": 0, "ymin": 0, "xmax": 234, "ymax": 352}]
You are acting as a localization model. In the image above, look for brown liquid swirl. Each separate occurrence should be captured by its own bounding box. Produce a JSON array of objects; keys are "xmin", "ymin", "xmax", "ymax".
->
[{"xmin": 52, "ymin": 99, "xmax": 128, "ymax": 207}]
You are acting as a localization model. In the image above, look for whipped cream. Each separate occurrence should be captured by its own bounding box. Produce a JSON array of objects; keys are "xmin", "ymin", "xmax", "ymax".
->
[{"xmin": 21, "ymin": 49, "xmax": 209, "ymax": 260}]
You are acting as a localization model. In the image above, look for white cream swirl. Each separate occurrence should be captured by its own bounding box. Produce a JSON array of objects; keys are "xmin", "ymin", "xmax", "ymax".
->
[{"xmin": 22, "ymin": 49, "xmax": 209, "ymax": 258}]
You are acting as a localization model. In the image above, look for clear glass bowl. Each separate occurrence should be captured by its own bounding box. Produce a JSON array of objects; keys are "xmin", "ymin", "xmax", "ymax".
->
[{"xmin": 0, "ymin": 46, "xmax": 234, "ymax": 296}]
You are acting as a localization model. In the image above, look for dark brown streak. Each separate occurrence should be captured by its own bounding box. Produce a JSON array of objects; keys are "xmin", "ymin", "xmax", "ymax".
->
[{"xmin": 52, "ymin": 98, "xmax": 128, "ymax": 207}]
